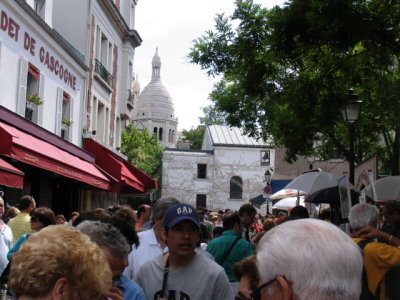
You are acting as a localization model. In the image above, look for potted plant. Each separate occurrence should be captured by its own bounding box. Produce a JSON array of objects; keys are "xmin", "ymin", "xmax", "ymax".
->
[
  {"xmin": 27, "ymin": 94, "xmax": 44, "ymax": 105},
  {"xmin": 61, "ymin": 118, "xmax": 73, "ymax": 126}
]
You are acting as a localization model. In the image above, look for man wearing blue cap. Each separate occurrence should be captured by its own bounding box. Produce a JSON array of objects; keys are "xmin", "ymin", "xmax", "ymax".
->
[{"xmin": 135, "ymin": 203, "xmax": 234, "ymax": 300}]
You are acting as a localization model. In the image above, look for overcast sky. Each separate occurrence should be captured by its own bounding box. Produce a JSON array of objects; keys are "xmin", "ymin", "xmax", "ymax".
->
[{"xmin": 134, "ymin": 0, "xmax": 284, "ymax": 131}]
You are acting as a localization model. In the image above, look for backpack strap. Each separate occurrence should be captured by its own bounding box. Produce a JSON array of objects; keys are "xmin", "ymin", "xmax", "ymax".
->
[
  {"xmin": 218, "ymin": 236, "xmax": 241, "ymax": 265},
  {"xmin": 357, "ymin": 239, "xmax": 374, "ymax": 250}
]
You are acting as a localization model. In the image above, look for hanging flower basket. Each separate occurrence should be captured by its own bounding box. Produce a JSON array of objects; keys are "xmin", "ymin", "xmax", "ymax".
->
[
  {"xmin": 27, "ymin": 94, "xmax": 44, "ymax": 105},
  {"xmin": 61, "ymin": 118, "xmax": 73, "ymax": 126}
]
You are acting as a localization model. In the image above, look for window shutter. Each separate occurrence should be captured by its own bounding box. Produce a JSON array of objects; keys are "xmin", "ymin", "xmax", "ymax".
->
[
  {"xmin": 68, "ymin": 96, "xmax": 74, "ymax": 141},
  {"xmin": 55, "ymin": 87, "xmax": 63, "ymax": 135},
  {"xmin": 16, "ymin": 57, "xmax": 28, "ymax": 116},
  {"xmin": 37, "ymin": 73, "xmax": 45, "ymax": 126}
]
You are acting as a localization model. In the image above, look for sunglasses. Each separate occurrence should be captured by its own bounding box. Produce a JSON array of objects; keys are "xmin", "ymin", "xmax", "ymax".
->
[
  {"xmin": 30, "ymin": 217, "xmax": 39, "ymax": 222},
  {"xmin": 236, "ymin": 278, "xmax": 277, "ymax": 300}
]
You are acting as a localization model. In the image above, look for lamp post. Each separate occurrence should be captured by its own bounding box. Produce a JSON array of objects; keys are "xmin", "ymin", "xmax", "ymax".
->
[
  {"xmin": 264, "ymin": 169, "xmax": 272, "ymax": 184},
  {"xmin": 342, "ymin": 89, "xmax": 362, "ymax": 185},
  {"xmin": 264, "ymin": 169, "xmax": 273, "ymax": 214},
  {"xmin": 307, "ymin": 156, "xmax": 315, "ymax": 170}
]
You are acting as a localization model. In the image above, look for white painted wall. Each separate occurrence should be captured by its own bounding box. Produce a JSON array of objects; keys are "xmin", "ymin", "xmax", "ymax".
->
[
  {"xmin": 161, "ymin": 146, "xmax": 275, "ymax": 211},
  {"xmin": 0, "ymin": 1, "xmax": 86, "ymax": 146}
]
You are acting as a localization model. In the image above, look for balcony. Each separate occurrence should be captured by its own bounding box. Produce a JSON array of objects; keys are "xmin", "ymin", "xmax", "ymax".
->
[
  {"xmin": 94, "ymin": 59, "xmax": 113, "ymax": 86},
  {"xmin": 127, "ymin": 90, "xmax": 134, "ymax": 110}
]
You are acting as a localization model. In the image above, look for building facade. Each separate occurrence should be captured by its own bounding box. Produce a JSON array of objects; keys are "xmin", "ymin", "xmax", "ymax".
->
[
  {"xmin": 0, "ymin": 0, "xmax": 156, "ymax": 215},
  {"xmin": 52, "ymin": 0, "xmax": 141, "ymax": 150},
  {"xmin": 161, "ymin": 125, "xmax": 274, "ymax": 211},
  {"xmin": 0, "ymin": 0, "xmax": 107, "ymax": 213}
]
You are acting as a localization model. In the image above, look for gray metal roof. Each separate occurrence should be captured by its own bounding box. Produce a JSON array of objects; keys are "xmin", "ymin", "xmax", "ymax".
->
[{"xmin": 208, "ymin": 125, "xmax": 268, "ymax": 147}]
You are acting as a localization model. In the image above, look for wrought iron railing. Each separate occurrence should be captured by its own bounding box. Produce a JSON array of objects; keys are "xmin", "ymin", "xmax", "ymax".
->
[{"xmin": 94, "ymin": 59, "xmax": 113, "ymax": 86}]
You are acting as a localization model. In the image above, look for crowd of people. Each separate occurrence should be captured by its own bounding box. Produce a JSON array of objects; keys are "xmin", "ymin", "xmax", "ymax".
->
[{"xmin": 0, "ymin": 193, "xmax": 400, "ymax": 300}]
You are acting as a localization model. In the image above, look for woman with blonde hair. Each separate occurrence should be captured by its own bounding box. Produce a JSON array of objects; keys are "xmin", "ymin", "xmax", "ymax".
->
[{"xmin": 9, "ymin": 225, "xmax": 118, "ymax": 299}]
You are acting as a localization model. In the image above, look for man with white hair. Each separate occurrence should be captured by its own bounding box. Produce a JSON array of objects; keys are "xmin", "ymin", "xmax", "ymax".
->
[
  {"xmin": 349, "ymin": 203, "xmax": 400, "ymax": 299},
  {"xmin": 256, "ymin": 218, "xmax": 363, "ymax": 300}
]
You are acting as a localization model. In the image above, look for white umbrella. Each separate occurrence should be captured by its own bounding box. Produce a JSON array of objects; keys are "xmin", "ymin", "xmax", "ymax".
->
[
  {"xmin": 284, "ymin": 171, "xmax": 340, "ymax": 196},
  {"xmin": 363, "ymin": 176, "xmax": 400, "ymax": 201},
  {"xmin": 272, "ymin": 196, "xmax": 305, "ymax": 210},
  {"xmin": 269, "ymin": 189, "xmax": 307, "ymax": 201}
]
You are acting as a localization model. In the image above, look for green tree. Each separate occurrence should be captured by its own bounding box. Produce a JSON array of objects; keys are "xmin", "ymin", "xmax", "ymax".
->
[
  {"xmin": 182, "ymin": 125, "xmax": 205, "ymax": 150},
  {"xmin": 188, "ymin": 0, "xmax": 400, "ymax": 174},
  {"xmin": 121, "ymin": 125, "xmax": 164, "ymax": 180},
  {"xmin": 199, "ymin": 104, "xmax": 227, "ymax": 125}
]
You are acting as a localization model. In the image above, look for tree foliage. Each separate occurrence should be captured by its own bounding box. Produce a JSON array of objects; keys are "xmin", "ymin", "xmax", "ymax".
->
[
  {"xmin": 121, "ymin": 125, "xmax": 164, "ymax": 179},
  {"xmin": 182, "ymin": 126, "xmax": 205, "ymax": 150},
  {"xmin": 188, "ymin": 0, "xmax": 400, "ymax": 174}
]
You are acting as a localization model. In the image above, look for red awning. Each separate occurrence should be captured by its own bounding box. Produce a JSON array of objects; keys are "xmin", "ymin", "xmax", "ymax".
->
[
  {"xmin": 84, "ymin": 139, "xmax": 157, "ymax": 193},
  {"xmin": 0, "ymin": 157, "xmax": 24, "ymax": 189},
  {"xmin": 0, "ymin": 123, "xmax": 110, "ymax": 190}
]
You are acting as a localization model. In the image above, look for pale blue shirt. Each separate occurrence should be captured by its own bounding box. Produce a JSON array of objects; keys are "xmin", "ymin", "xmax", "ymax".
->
[{"xmin": 114, "ymin": 274, "xmax": 148, "ymax": 300}]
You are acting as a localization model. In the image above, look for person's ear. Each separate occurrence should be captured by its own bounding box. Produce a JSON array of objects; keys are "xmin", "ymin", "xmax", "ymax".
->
[
  {"xmin": 51, "ymin": 277, "xmax": 70, "ymax": 300},
  {"xmin": 276, "ymin": 276, "xmax": 293, "ymax": 300},
  {"xmin": 161, "ymin": 227, "xmax": 167, "ymax": 242}
]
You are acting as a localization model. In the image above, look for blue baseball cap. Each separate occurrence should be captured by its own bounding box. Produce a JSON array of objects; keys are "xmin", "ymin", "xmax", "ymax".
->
[{"xmin": 163, "ymin": 204, "xmax": 200, "ymax": 228}]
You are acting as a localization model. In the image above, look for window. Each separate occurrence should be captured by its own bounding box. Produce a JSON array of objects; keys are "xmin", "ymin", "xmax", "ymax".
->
[
  {"xmin": 230, "ymin": 176, "xmax": 243, "ymax": 199},
  {"xmin": 34, "ymin": 0, "xmax": 46, "ymax": 19},
  {"xmin": 18, "ymin": 60, "xmax": 44, "ymax": 125},
  {"xmin": 197, "ymin": 164, "xmax": 207, "ymax": 179},
  {"xmin": 261, "ymin": 150, "xmax": 270, "ymax": 166},
  {"xmin": 158, "ymin": 127, "xmax": 163, "ymax": 141},
  {"xmin": 168, "ymin": 129, "xmax": 175, "ymax": 143},
  {"xmin": 154, "ymin": 127, "xmax": 157, "ymax": 135},
  {"xmin": 60, "ymin": 91, "xmax": 72, "ymax": 140},
  {"xmin": 196, "ymin": 194, "xmax": 207, "ymax": 208}
]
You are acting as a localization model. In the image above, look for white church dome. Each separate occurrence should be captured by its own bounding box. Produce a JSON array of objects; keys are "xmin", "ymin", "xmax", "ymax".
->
[{"xmin": 135, "ymin": 48, "xmax": 175, "ymax": 120}]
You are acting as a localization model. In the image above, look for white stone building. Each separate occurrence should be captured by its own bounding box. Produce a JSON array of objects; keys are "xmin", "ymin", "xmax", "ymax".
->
[
  {"xmin": 52, "ymin": 0, "xmax": 141, "ymax": 149},
  {"xmin": 161, "ymin": 125, "xmax": 274, "ymax": 210},
  {"xmin": 133, "ymin": 49, "xmax": 178, "ymax": 148}
]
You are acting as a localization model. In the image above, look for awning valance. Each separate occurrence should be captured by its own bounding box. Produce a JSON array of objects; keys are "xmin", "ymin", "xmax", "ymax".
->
[
  {"xmin": 84, "ymin": 139, "xmax": 157, "ymax": 193},
  {"xmin": 0, "ymin": 157, "xmax": 24, "ymax": 189},
  {"xmin": 0, "ymin": 123, "xmax": 110, "ymax": 190}
]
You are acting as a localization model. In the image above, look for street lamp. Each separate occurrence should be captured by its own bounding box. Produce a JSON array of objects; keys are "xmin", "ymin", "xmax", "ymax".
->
[
  {"xmin": 342, "ymin": 89, "xmax": 362, "ymax": 184},
  {"xmin": 307, "ymin": 156, "xmax": 315, "ymax": 170},
  {"xmin": 264, "ymin": 169, "xmax": 272, "ymax": 184},
  {"xmin": 264, "ymin": 169, "xmax": 273, "ymax": 214}
]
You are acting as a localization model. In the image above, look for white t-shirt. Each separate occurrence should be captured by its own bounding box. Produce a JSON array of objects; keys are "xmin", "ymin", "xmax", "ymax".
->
[
  {"xmin": 123, "ymin": 228, "xmax": 168, "ymax": 280},
  {"xmin": 0, "ymin": 221, "xmax": 13, "ymax": 274}
]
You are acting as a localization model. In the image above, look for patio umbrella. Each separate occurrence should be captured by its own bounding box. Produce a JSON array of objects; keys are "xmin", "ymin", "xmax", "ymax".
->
[
  {"xmin": 304, "ymin": 186, "xmax": 360, "ymax": 205},
  {"xmin": 363, "ymin": 176, "xmax": 400, "ymax": 201},
  {"xmin": 272, "ymin": 196, "xmax": 305, "ymax": 210},
  {"xmin": 269, "ymin": 189, "xmax": 307, "ymax": 201},
  {"xmin": 284, "ymin": 171, "xmax": 341, "ymax": 196},
  {"xmin": 249, "ymin": 194, "xmax": 265, "ymax": 208}
]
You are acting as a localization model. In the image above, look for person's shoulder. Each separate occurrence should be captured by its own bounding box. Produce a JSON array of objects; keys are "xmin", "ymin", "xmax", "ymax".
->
[
  {"xmin": 120, "ymin": 275, "xmax": 146, "ymax": 298},
  {"xmin": 121, "ymin": 274, "xmax": 144, "ymax": 290},
  {"xmin": 194, "ymin": 252, "xmax": 224, "ymax": 272},
  {"xmin": 139, "ymin": 253, "xmax": 163, "ymax": 269},
  {"xmin": 138, "ymin": 228, "xmax": 154, "ymax": 239}
]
